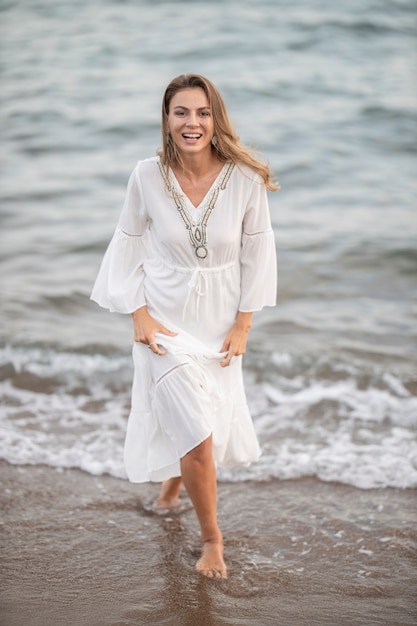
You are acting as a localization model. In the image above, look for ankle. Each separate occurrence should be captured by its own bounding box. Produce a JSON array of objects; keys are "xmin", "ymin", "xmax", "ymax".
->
[
  {"xmin": 158, "ymin": 477, "xmax": 182, "ymax": 502},
  {"xmin": 202, "ymin": 533, "xmax": 223, "ymax": 546}
]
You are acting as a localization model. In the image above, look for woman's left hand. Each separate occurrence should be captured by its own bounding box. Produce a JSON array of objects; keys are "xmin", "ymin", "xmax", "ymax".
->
[{"xmin": 220, "ymin": 311, "xmax": 253, "ymax": 367}]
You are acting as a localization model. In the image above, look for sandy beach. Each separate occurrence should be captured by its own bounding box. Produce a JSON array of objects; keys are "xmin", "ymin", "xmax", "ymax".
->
[{"xmin": 1, "ymin": 461, "xmax": 416, "ymax": 626}]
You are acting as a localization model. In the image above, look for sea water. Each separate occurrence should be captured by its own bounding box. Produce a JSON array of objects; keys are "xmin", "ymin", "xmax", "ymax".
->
[{"xmin": 1, "ymin": 0, "xmax": 416, "ymax": 489}]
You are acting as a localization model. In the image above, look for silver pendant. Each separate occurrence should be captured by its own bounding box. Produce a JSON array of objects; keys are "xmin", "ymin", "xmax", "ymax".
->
[{"xmin": 195, "ymin": 245, "xmax": 208, "ymax": 259}]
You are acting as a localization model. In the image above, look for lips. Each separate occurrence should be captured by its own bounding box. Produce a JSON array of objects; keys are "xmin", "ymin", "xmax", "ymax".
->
[{"xmin": 182, "ymin": 133, "xmax": 202, "ymax": 139}]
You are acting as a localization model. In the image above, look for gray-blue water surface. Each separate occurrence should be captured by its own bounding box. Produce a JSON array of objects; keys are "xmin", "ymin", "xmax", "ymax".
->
[{"xmin": 1, "ymin": 0, "xmax": 416, "ymax": 487}]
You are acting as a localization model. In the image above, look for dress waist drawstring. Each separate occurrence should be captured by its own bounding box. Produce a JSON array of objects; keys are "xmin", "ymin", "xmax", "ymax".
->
[
  {"xmin": 160, "ymin": 260, "xmax": 236, "ymax": 321},
  {"xmin": 183, "ymin": 268, "xmax": 208, "ymax": 321}
]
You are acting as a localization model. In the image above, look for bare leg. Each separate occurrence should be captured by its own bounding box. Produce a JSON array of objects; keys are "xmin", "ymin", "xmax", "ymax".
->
[
  {"xmin": 155, "ymin": 476, "xmax": 183, "ymax": 508},
  {"xmin": 180, "ymin": 435, "xmax": 227, "ymax": 579}
]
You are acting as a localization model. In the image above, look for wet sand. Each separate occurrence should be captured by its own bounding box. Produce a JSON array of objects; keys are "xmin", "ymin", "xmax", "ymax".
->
[{"xmin": 1, "ymin": 461, "xmax": 416, "ymax": 626}]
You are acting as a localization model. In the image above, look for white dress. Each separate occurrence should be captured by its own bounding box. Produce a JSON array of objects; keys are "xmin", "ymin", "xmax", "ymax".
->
[{"xmin": 91, "ymin": 156, "xmax": 277, "ymax": 483}]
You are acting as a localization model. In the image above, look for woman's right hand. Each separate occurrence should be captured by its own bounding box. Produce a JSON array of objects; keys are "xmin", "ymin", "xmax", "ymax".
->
[{"xmin": 132, "ymin": 306, "xmax": 177, "ymax": 355}]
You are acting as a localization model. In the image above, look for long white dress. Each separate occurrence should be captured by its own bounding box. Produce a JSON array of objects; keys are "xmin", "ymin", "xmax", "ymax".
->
[{"xmin": 91, "ymin": 156, "xmax": 277, "ymax": 483}]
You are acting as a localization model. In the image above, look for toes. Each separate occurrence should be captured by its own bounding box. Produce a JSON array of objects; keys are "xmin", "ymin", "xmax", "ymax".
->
[
  {"xmin": 196, "ymin": 564, "xmax": 227, "ymax": 579},
  {"xmin": 195, "ymin": 542, "xmax": 227, "ymax": 579}
]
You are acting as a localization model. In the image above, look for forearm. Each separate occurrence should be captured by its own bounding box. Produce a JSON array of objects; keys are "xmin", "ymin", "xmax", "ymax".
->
[
  {"xmin": 235, "ymin": 311, "xmax": 253, "ymax": 333},
  {"xmin": 132, "ymin": 305, "xmax": 148, "ymax": 324}
]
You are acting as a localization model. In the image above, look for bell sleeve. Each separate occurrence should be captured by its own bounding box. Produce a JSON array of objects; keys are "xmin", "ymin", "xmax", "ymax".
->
[
  {"xmin": 90, "ymin": 163, "xmax": 151, "ymax": 314},
  {"xmin": 239, "ymin": 176, "xmax": 277, "ymax": 312}
]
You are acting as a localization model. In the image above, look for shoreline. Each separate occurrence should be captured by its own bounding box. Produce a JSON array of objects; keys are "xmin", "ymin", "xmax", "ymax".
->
[{"xmin": 1, "ymin": 461, "xmax": 416, "ymax": 626}]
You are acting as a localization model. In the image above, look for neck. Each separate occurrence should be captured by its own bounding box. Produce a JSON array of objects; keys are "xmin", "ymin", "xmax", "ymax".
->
[{"xmin": 174, "ymin": 149, "xmax": 220, "ymax": 181}]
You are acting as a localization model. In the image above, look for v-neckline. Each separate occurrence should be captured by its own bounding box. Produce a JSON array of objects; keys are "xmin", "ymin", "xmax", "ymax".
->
[
  {"xmin": 169, "ymin": 163, "xmax": 228, "ymax": 210},
  {"xmin": 157, "ymin": 159, "xmax": 235, "ymax": 258}
]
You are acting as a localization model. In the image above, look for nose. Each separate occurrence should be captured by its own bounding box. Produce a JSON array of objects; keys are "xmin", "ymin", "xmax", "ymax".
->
[{"xmin": 186, "ymin": 113, "xmax": 198, "ymax": 126}]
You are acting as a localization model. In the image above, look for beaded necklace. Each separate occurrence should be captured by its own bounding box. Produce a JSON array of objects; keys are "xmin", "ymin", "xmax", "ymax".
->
[{"xmin": 157, "ymin": 160, "xmax": 235, "ymax": 259}]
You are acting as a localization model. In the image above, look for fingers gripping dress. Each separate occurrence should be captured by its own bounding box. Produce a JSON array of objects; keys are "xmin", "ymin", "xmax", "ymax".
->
[{"xmin": 91, "ymin": 157, "xmax": 277, "ymax": 483}]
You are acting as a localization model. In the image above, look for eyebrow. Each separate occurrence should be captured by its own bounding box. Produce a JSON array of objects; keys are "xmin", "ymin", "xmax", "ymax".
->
[{"xmin": 172, "ymin": 105, "xmax": 210, "ymax": 111}]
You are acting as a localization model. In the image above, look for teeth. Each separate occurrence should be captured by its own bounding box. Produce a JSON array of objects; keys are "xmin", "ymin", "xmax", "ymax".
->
[{"xmin": 183, "ymin": 134, "xmax": 201, "ymax": 139}]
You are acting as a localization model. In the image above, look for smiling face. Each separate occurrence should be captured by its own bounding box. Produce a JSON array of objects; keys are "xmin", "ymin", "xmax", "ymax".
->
[{"xmin": 166, "ymin": 87, "xmax": 214, "ymax": 159}]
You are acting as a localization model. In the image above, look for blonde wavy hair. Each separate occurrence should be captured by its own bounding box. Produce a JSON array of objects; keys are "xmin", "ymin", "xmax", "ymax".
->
[{"xmin": 158, "ymin": 74, "xmax": 280, "ymax": 192}]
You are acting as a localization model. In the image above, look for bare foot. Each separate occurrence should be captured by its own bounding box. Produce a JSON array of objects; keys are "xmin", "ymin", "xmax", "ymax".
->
[
  {"xmin": 143, "ymin": 495, "xmax": 192, "ymax": 517},
  {"xmin": 154, "ymin": 495, "xmax": 180, "ymax": 509},
  {"xmin": 196, "ymin": 539, "xmax": 228, "ymax": 579}
]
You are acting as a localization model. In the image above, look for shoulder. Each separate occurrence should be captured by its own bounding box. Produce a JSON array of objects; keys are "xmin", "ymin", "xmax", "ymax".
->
[
  {"xmin": 130, "ymin": 157, "xmax": 161, "ymax": 188},
  {"xmin": 233, "ymin": 163, "xmax": 264, "ymax": 187},
  {"xmin": 133, "ymin": 156, "xmax": 159, "ymax": 176}
]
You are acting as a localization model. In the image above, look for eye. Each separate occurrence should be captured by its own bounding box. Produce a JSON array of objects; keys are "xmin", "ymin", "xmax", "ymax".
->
[
  {"xmin": 200, "ymin": 111, "xmax": 210, "ymax": 117},
  {"xmin": 174, "ymin": 111, "xmax": 185, "ymax": 116}
]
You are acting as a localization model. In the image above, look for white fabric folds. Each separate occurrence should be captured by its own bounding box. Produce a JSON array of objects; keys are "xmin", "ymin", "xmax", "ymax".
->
[
  {"xmin": 91, "ymin": 157, "xmax": 277, "ymax": 482},
  {"xmin": 91, "ymin": 227, "xmax": 151, "ymax": 313}
]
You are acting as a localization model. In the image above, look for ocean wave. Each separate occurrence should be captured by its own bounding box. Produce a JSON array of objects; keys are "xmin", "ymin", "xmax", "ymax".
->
[
  {"xmin": 1, "ymin": 345, "xmax": 416, "ymax": 489},
  {"xmin": 1, "ymin": 0, "xmax": 416, "ymax": 492}
]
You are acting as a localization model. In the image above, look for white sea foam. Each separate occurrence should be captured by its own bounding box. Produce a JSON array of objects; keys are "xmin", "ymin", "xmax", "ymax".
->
[{"xmin": 1, "ymin": 346, "xmax": 416, "ymax": 489}]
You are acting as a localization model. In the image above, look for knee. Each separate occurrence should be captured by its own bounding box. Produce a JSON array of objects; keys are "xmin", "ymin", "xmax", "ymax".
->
[{"xmin": 184, "ymin": 435, "xmax": 213, "ymax": 464}]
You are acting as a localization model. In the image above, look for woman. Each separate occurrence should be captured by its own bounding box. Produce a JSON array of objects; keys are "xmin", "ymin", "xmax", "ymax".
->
[{"xmin": 91, "ymin": 74, "xmax": 278, "ymax": 579}]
